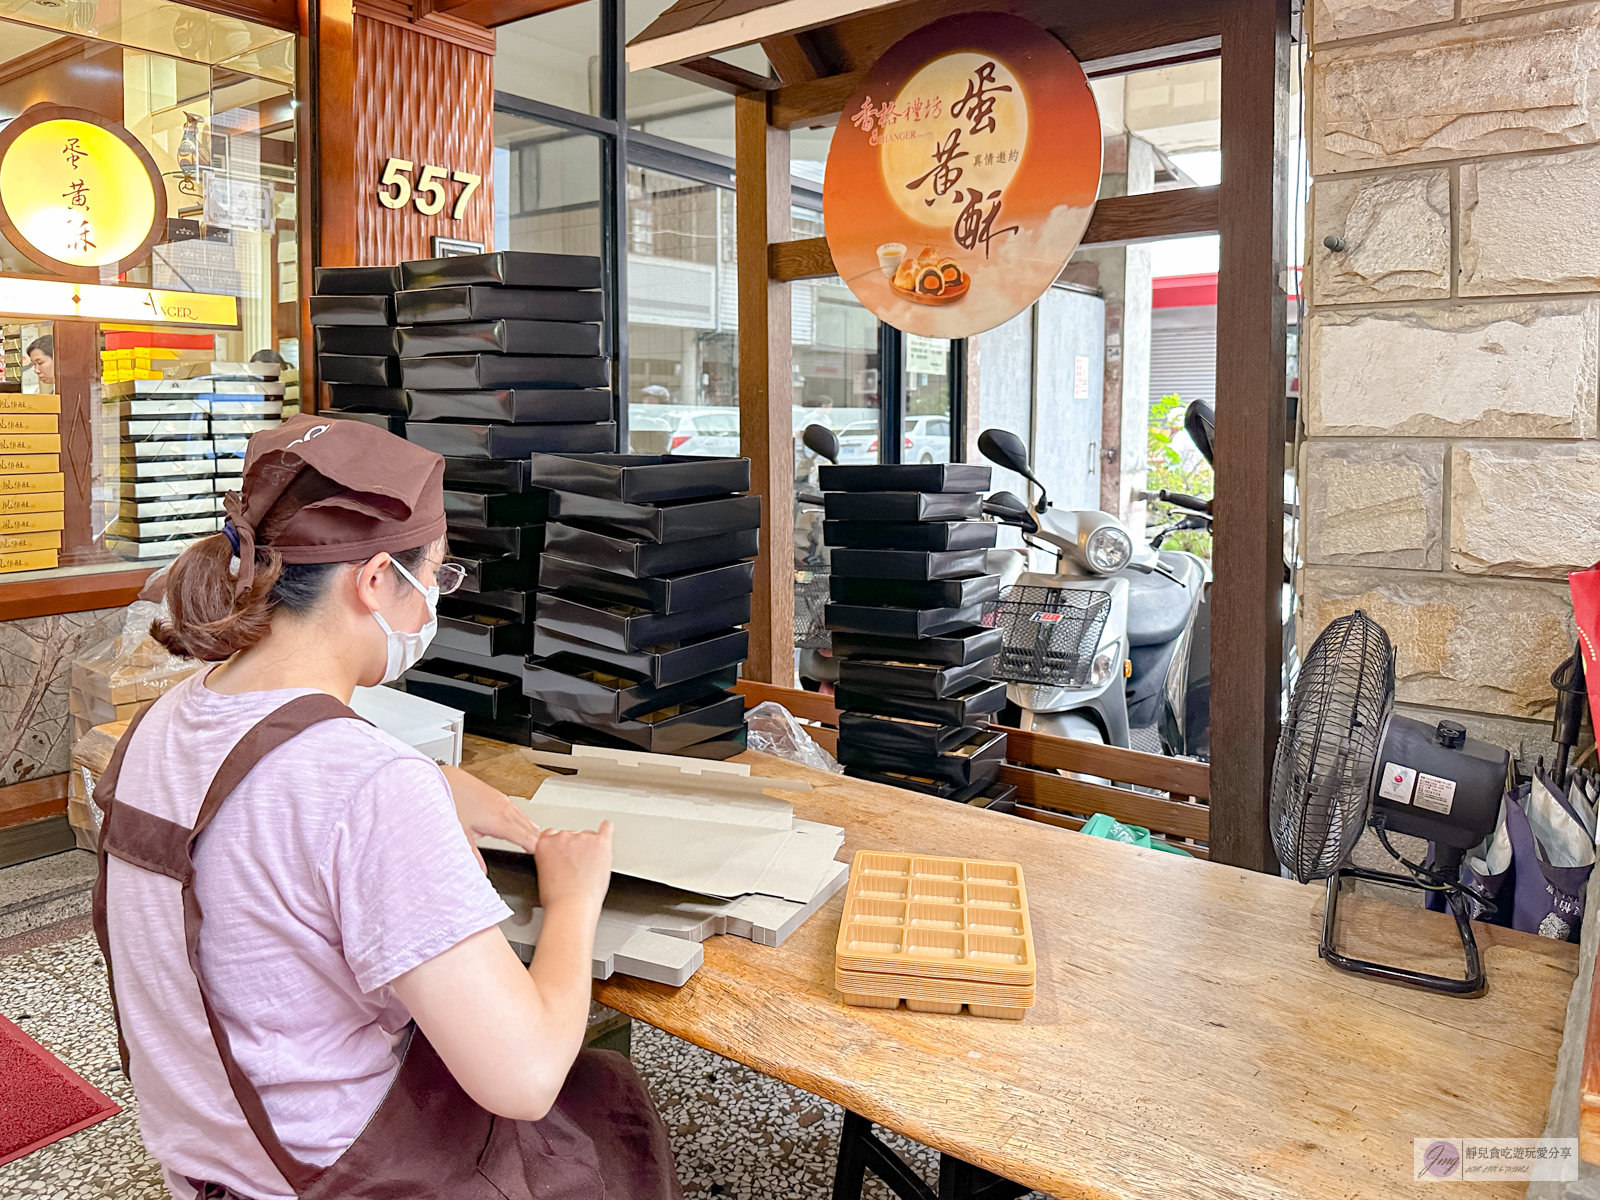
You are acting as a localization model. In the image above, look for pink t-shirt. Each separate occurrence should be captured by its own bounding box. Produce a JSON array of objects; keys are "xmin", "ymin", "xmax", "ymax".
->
[{"xmin": 103, "ymin": 668, "xmax": 511, "ymax": 1200}]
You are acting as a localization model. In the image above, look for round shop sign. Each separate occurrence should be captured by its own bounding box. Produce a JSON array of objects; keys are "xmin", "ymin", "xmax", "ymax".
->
[
  {"xmin": 0, "ymin": 104, "xmax": 168, "ymax": 276},
  {"xmin": 823, "ymin": 13, "xmax": 1102, "ymax": 339}
]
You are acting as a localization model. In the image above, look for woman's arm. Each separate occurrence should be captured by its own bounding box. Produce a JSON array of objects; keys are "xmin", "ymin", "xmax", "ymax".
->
[{"xmin": 391, "ymin": 819, "xmax": 614, "ymax": 1121}]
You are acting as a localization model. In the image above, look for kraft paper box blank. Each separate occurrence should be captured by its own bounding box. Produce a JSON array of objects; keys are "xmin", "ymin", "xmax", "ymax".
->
[{"xmin": 478, "ymin": 745, "xmax": 845, "ymax": 903}]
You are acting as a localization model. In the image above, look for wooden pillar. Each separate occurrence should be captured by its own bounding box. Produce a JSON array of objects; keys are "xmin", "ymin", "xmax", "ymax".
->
[
  {"xmin": 1210, "ymin": 0, "xmax": 1290, "ymax": 872},
  {"xmin": 54, "ymin": 322, "xmax": 97, "ymax": 562},
  {"xmin": 735, "ymin": 91, "xmax": 794, "ymax": 685}
]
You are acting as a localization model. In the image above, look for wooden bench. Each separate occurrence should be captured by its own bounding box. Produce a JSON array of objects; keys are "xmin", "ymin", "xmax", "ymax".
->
[{"xmin": 732, "ymin": 681, "xmax": 1211, "ymax": 856}]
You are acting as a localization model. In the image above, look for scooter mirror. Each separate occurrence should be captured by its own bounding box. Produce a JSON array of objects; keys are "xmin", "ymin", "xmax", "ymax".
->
[
  {"xmin": 802, "ymin": 424, "xmax": 839, "ymax": 463},
  {"xmin": 1185, "ymin": 401, "xmax": 1215, "ymax": 467},
  {"xmin": 978, "ymin": 429, "xmax": 1033, "ymax": 478},
  {"xmin": 983, "ymin": 490, "xmax": 1030, "ymax": 519}
]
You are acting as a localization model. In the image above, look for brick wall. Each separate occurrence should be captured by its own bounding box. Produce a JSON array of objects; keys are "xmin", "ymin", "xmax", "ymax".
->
[{"xmin": 1300, "ymin": 0, "xmax": 1600, "ymax": 762}]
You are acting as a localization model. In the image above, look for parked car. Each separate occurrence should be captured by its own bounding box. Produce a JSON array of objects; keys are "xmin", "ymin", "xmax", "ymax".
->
[
  {"xmin": 667, "ymin": 408, "xmax": 740, "ymax": 457},
  {"xmin": 906, "ymin": 415, "xmax": 951, "ymax": 464},
  {"xmin": 834, "ymin": 420, "xmax": 880, "ymax": 464}
]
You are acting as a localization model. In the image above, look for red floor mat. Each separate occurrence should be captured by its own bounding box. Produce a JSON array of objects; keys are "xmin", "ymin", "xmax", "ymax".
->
[{"xmin": 0, "ymin": 1011, "xmax": 120, "ymax": 1167}]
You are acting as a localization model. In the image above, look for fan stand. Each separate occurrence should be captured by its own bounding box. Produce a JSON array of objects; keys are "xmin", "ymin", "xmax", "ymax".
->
[{"xmin": 1319, "ymin": 860, "xmax": 1486, "ymax": 997}]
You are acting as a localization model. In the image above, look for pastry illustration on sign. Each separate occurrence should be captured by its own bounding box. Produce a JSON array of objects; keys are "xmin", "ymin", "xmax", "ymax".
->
[{"xmin": 824, "ymin": 14, "xmax": 1101, "ymax": 339}]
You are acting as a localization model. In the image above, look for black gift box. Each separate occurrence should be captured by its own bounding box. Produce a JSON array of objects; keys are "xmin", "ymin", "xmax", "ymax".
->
[
  {"xmin": 522, "ymin": 721, "xmax": 748, "ymax": 760},
  {"xmin": 448, "ymin": 523, "xmax": 543, "ymax": 557},
  {"xmin": 523, "ymin": 653, "xmax": 737, "ymax": 721},
  {"xmin": 823, "ymin": 520, "xmax": 997, "ymax": 550},
  {"xmin": 837, "ymin": 727, "xmax": 1007, "ymax": 788},
  {"xmin": 398, "ymin": 320, "xmax": 603, "ymax": 359},
  {"xmin": 401, "ymin": 251, "xmax": 604, "ymax": 292},
  {"xmin": 841, "ymin": 765, "xmax": 998, "ymax": 803},
  {"xmin": 447, "ymin": 546, "xmax": 541, "ymax": 592},
  {"xmin": 316, "ymin": 326, "xmax": 402, "ymax": 357},
  {"xmin": 829, "ymin": 626, "xmax": 1004, "ymax": 666},
  {"xmin": 544, "ymin": 524, "xmax": 758, "ymax": 579},
  {"xmin": 525, "ymin": 690, "xmax": 745, "ymax": 756},
  {"xmin": 407, "ymin": 389, "xmax": 612, "ymax": 425},
  {"xmin": 445, "ymin": 488, "xmax": 551, "ymax": 526},
  {"xmin": 535, "ymin": 591, "xmax": 751, "ymax": 653},
  {"xmin": 532, "ymin": 626, "xmax": 749, "ymax": 689},
  {"xmin": 824, "ymin": 492, "xmax": 982, "ymax": 523},
  {"xmin": 395, "ymin": 285, "xmax": 606, "ymax": 325},
  {"xmin": 441, "ymin": 589, "xmax": 531, "ymax": 620},
  {"xmin": 434, "ymin": 610, "xmax": 534, "ymax": 658},
  {"xmin": 549, "ymin": 491, "xmax": 760, "ymax": 544},
  {"xmin": 313, "ymin": 264, "xmax": 403, "ymax": 294},
  {"xmin": 528, "ymin": 453, "xmax": 749, "ymax": 503},
  {"xmin": 418, "ymin": 644, "xmax": 527, "ymax": 678},
  {"xmin": 402, "ymin": 355, "xmax": 611, "ymax": 391},
  {"xmin": 828, "ymin": 547, "xmax": 991, "ymax": 581},
  {"xmin": 539, "ymin": 554, "xmax": 755, "ymax": 615},
  {"xmin": 836, "ymin": 712, "xmax": 985, "ymax": 756},
  {"xmin": 404, "ymin": 659, "xmax": 523, "ymax": 718},
  {"xmin": 325, "ymin": 411, "xmax": 407, "ymax": 436},
  {"xmin": 319, "ymin": 354, "xmax": 400, "ymax": 387},
  {"xmin": 818, "ymin": 463, "xmax": 992, "ymax": 494},
  {"xmin": 408, "ymin": 421, "xmax": 616, "ymax": 458},
  {"xmin": 836, "ymin": 656, "xmax": 996, "ymax": 699},
  {"xmin": 324, "ymin": 385, "xmax": 409, "ymax": 415},
  {"xmin": 309, "ymin": 294, "xmax": 392, "ymax": 326},
  {"xmin": 833, "ymin": 679, "xmax": 1007, "ymax": 725},
  {"xmin": 829, "ymin": 573, "xmax": 1000, "ymax": 610},
  {"xmin": 825, "ymin": 601, "xmax": 988, "ymax": 639},
  {"xmin": 443, "ymin": 457, "xmax": 535, "ymax": 492}
]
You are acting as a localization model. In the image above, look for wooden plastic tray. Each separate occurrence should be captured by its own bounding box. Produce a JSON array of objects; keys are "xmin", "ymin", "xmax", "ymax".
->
[{"xmin": 834, "ymin": 850, "xmax": 1034, "ymax": 984}]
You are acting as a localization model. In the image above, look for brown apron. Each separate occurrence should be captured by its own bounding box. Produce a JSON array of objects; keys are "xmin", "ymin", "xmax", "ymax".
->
[{"xmin": 92, "ymin": 693, "xmax": 684, "ymax": 1200}]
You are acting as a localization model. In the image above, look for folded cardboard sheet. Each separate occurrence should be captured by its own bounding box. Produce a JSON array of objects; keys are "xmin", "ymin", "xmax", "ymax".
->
[{"xmin": 478, "ymin": 745, "xmax": 843, "ymax": 903}]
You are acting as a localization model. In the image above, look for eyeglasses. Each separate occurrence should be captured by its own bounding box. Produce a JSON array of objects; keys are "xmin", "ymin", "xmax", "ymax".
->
[{"xmin": 434, "ymin": 561, "xmax": 467, "ymax": 595}]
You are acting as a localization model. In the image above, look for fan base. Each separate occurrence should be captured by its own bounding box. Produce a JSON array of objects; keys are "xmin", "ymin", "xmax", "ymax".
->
[{"xmin": 1319, "ymin": 867, "xmax": 1486, "ymax": 997}]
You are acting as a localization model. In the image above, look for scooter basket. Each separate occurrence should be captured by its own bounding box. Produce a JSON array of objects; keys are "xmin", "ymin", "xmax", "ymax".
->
[
  {"xmin": 794, "ymin": 568, "xmax": 833, "ymax": 650},
  {"xmin": 986, "ymin": 585, "xmax": 1112, "ymax": 687}
]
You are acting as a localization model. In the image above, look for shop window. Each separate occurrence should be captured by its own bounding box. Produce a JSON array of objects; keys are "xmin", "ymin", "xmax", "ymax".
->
[
  {"xmin": 0, "ymin": 7, "xmax": 299, "ymax": 583},
  {"xmin": 492, "ymin": 113, "xmax": 604, "ymax": 257},
  {"xmin": 494, "ymin": 1, "xmax": 603, "ymax": 118}
]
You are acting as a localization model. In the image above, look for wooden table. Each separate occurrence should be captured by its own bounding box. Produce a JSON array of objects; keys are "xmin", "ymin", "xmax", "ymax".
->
[{"xmin": 462, "ymin": 737, "xmax": 1579, "ymax": 1200}]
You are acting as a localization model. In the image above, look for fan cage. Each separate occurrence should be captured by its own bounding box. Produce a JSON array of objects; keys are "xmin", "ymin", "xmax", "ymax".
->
[
  {"xmin": 1270, "ymin": 609, "xmax": 1395, "ymax": 883},
  {"xmin": 794, "ymin": 568, "xmax": 832, "ymax": 650},
  {"xmin": 984, "ymin": 585, "xmax": 1112, "ymax": 687}
]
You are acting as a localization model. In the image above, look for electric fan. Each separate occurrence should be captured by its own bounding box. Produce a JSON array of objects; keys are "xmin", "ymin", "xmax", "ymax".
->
[{"xmin": 1270, "ymin": 610, "xmax": 1507, "ymax": 995}]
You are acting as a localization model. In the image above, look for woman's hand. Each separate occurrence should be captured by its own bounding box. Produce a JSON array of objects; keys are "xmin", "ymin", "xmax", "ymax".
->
[
  {"xmin": 439, "ymin": 764, "xmax": 540, "ymax": 869},
  {"xmin": 534, "ymin": 821, "xmax": 614, "ymax": 918}
]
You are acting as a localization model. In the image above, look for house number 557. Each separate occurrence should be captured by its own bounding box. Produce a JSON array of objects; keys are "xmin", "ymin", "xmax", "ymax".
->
[{"xmin": 377, "ymin": 157, "xmax": 482, "ymax": 219}]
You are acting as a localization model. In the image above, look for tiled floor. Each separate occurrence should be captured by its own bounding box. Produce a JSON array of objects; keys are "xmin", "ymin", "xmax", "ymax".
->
[
  {"xmin": 0, "ymin": 849, "xmax": 96, "ymax": 939},
  {"xmin": 0, "ymin": 921, "xmax": 1047, "ymax": 1200}
]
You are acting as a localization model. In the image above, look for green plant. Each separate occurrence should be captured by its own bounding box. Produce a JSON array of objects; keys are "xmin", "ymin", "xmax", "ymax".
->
[{"xmin": 1146, "ymin": 393, "xmax": 1213, "ymax": 560}]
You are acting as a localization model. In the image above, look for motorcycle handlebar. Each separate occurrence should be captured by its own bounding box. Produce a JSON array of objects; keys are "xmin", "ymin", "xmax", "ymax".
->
[{"xmin": 1136, "ymin": 488, "xmax": 1213, "ymax": 515}]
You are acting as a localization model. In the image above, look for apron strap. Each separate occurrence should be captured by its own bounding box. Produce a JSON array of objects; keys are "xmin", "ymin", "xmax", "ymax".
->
[{"xmin": 95, "ymin": 690, "xmax": 367, "ymax": 1197}]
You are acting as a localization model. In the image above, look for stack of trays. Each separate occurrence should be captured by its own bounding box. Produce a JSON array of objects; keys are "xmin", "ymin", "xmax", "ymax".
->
[
  {"xmin": 191, "ymin": 361, "xmax": 285, "ymax": 482},
  {"xmin": 101, "ymin": 379, "xmax": 219, "ymax": 559},
  {"xmin": 511, "ymin": 452, "xmax": 759, "ymax": 758},
  {"xmin": 312, "ymin": 264, "xmax": 405, "ymax": 435},
  {"xmin": 822, "ymin": 463, "xmax": 1006, "ymax": 801},
  {"xmin": 834, "ymin": 850, "xmax": 1035, "ymax": 1020},
  {"xmin": 0, "ymin": 391, "xmax": 63, "ymax": 572}
]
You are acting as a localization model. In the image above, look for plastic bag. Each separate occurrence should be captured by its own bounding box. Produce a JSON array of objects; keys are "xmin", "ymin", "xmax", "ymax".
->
[
  {"xmin": 70, "ymin": 599, "xmax": 198, "ymax": 738},
  {"xmin": 1079, "ymin": 812, "xmax": 1194, "ymax": 857},
  {"xmin": 744, "ymin": 700, "xmax": 844, "ymax": 774}
]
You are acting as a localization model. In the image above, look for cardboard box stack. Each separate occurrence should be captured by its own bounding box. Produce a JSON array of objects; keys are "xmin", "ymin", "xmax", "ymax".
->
[
  {"xmin": 69, "ymin": 602, "xmax": 200, "ymax": 741},
  {"xmin": 101, "ymin": 327, "xmax": 215, "ymax": 383},
  {"xmin": 391, "ymin": 251, "xmax": 614, "ymax": 743},
  {"xmin": 510, "ymin": 451, "xmax": 757, "ymax": 758},
  {"xmin": 69, "ymin": 719, "xmax": 125, "ymax": 852},
  {"xmin": 0, "ymin": 390, "xmax": 64, "ymax": 573},
  {"xmin": 312, "ymin": 264, "xmax": 406, "ymax": 436},
  {"xmin": 821, "ymin": 463, "xmax": 1008, "ymax": 801}
]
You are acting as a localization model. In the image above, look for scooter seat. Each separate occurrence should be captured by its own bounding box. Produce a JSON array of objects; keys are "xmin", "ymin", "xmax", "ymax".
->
[{"xmin": 1126, "ymin": 552, "xmax": 1205, "ymax": 647}]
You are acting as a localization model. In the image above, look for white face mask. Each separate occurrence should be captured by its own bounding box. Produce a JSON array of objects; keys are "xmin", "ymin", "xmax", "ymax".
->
[{"xmin": 371, "ymin": 558, "xmax": 438, "ymax": 684}]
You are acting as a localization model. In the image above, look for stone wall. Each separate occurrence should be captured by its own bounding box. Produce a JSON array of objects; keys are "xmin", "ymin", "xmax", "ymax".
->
[{"xmin": 1301, "ymin": 0, "xmax": 1600, "ymax": 768}]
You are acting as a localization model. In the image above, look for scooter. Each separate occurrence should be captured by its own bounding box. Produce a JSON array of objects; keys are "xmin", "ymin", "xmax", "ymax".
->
[{"xmin": 978, "ymin": 428, "xmax": 1211, "ymax": 757}]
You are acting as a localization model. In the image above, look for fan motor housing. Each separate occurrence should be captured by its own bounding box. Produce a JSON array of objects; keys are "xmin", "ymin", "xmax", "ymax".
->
[{"xmin": 1369, "ymin": 714, "xmax": 1506, "ymax": 849}]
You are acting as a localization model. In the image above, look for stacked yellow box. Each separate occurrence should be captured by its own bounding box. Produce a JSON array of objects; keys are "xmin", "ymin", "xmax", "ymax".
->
[
  {"xmin": 0, "ymin": 392, "xmax": 63, "ymax": 573},
  {"xmin": 834, "ymin": 850, "xmax": 1036, "ymax": 1020},
  {"xmin": 68, "ymin": 720, "xmax": 126, "ymax": 852}
]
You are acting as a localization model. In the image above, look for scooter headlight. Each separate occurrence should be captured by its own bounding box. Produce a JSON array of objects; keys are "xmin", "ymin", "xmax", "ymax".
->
[
  {"xmin": 1089, "ymin": 642, "xmax": 1121, "ymax": 687},
  {"xmin": 1084, "ymin": 525, "xmax": 1133, "ymax": 574}
]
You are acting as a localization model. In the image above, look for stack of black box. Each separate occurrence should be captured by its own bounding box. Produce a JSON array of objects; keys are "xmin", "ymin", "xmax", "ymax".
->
[
  {"xmin": 516, "ymin": 451, "xmax": 759, "ymax": 759},
  {"xmin": 822, "ymin": 462, "xmax": 1010, "ymax": 801},
  {"xmin": 392, "ymin": 251, "xmax": 615, "ymax": 744},
  {"xmin": 311, "ymin": 265, "xmax": 407, "ymax": 435}
]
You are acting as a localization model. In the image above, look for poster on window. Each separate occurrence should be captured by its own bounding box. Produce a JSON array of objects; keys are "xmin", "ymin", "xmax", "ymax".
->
[{"xmin": 823, "ymin": 13, "xmax": 1101, "ymax": 339}]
